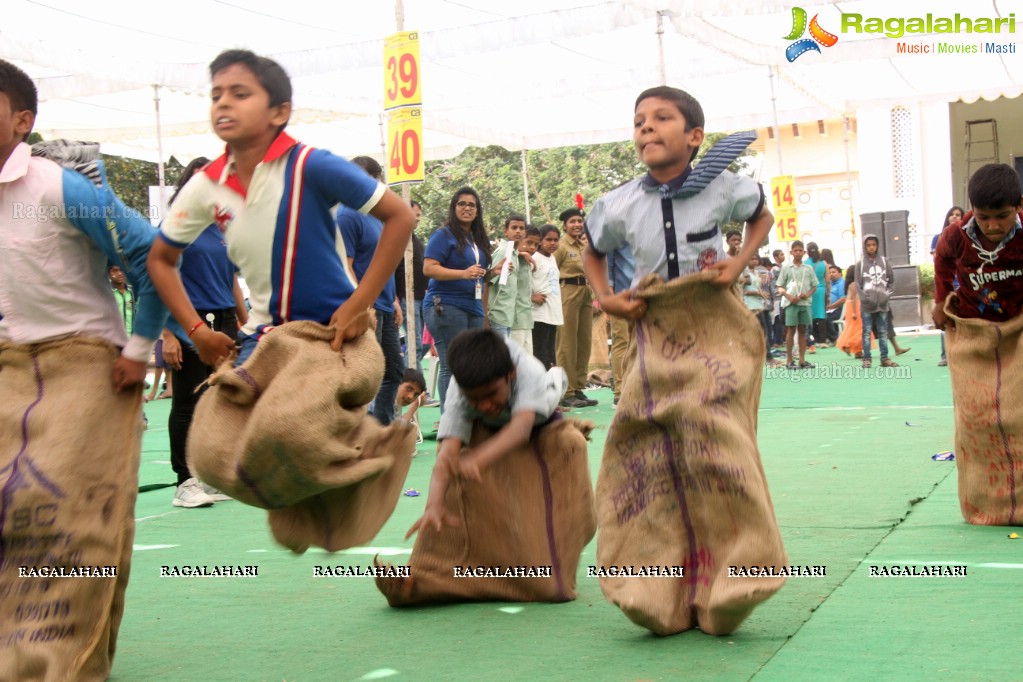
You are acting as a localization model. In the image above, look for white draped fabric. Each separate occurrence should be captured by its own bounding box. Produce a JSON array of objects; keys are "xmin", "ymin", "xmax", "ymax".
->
[{"xmin": 3, "ymin": 0, "xmax": 1019, "ymax": 162}]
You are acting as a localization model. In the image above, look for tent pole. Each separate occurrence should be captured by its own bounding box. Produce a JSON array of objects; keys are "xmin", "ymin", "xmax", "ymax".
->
[
  {"xmin": 656, "ymin": 11, "xmax": 667, "ymax": 85},
  {"xmin": 521, "ymin": 148, "xmax": 531, "ymax": 223},
  {"xmin": 153, "ymin": 84, "xmax": 166, "ymax": 202},
  {"xmin": 767, "ymin": 66, "xmax": 784, "ymax": 175},
  {"xmin": 395, "ymin": 0, "xmax": 417, "ymax": 370},
  {"xmin": 844, "ymin": 113, "xmax": 859, "ymax": 263}
]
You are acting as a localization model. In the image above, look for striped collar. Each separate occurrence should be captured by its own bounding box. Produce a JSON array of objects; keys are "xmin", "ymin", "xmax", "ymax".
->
[
  {"xmin": 204, "ymin": 131, "xmax": 299, "ymax": 196},
  {"xmin": 641, "ymin": 130, "xmax": 756, "ymax": 199}
]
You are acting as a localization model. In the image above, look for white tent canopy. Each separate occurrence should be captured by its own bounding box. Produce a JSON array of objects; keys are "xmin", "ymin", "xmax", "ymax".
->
[{"xmin": 4, "ymin": 0, "xmax": 1020, "ymax": 162}]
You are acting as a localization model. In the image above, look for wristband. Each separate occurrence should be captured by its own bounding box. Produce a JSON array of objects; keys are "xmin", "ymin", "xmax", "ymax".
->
[{"xmin": 186, "ymin": 321, "xmax": 205, "ymax": 338}]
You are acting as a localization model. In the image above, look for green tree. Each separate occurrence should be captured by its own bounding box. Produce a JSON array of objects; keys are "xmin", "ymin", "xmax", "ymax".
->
[
  {"xmin": 407, "ymin": 133, "xmax": 754, "ymax": 241},
  {"xmin": 102, "ymin": 156, "xmax": 184, "ymax": 217}
]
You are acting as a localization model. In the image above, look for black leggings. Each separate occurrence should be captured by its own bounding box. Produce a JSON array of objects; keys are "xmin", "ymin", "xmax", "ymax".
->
[{"xmin": 168, "ymin": 309, "xmax": 237, "ymax": 485}]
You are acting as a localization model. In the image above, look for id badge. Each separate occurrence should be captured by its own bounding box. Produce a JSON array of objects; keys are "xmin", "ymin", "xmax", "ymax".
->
[{"xmin": 474, "ymin": 281, "xmax": 483, "ymax": 300}]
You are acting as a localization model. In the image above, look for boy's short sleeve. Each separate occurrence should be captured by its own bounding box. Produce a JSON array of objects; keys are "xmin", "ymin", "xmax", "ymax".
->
[
  {"xmin": 436, "ymin": 382, "xmax": 473, "ymax": 444},
  {"xmin": 585, "ymin": 194, "xmax": 626, "ymax": 257},
  {"xmin": 508, "ymin": 342, "xmax": 564, "ymax": 420},
  {"xmin": 304, "ymin": 150, "xmax": 386, "ymax": 215},
  {"xmin": 160, "ymin": 174, "xmax": 216, "ymax": 248},
  {"xmin": 726, "ymin": 174, "xmax": 766, "ymax": 224}
]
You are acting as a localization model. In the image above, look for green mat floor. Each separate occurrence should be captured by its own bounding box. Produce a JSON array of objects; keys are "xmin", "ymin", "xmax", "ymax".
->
[{"xmin": 112, "ymin": 334, "xmax": 1021, "ymax": 681}]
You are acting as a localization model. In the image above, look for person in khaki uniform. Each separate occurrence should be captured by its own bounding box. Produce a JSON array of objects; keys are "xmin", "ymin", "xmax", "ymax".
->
[{"xmin": 554, "ymin": 207, "xmax": 597, "ymax": 407}]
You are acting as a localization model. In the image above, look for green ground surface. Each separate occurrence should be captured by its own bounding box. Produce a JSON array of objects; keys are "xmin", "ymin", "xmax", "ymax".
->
[{"xmin": 112, "ymin": 335, "xmax": 1020, "ymax": 681}]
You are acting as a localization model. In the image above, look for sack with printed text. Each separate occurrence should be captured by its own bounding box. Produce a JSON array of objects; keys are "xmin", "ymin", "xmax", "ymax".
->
[
  {"xmin": 596, "ymin": 271, "xmax": 787, "ymax": 636},
  {"xmin": 0, "ymin": 338, "xmax": 141, "ymax": 681},
  {"xmin": 944, "ymin": 297, "xmax": 1023, "ymax": 526}
]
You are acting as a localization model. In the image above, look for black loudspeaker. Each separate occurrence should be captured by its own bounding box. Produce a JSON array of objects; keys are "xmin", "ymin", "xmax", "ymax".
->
[
  {"xmin": 891, "ymin": 264, "xmax": 920, "ymax": 297},
  {"xmin": 860, "ymin": 212, "xmax": 884, "ymax": 239},
  {"xmin": 882, "ymin": 210, "xmax": 910, "ymax": 265},
  {"xmin": 889, "ymin": 295, "xmax": 922, "ymax": 328}
]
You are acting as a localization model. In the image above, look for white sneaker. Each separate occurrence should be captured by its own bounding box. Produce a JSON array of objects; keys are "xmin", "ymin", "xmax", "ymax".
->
[
  {"xmin": 173, "ymin": 478, "xmax": 216, "ymax": 508},
  {"xmin": 199, "ymin": 481, "xmax": 233, "ymax": 502}
]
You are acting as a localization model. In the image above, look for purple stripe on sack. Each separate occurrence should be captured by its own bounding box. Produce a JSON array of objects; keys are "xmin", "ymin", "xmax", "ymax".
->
[
  {"xmin": 234, "ymin": 368, "xmax": 261, "ymax": 397},
  {"xmin": 0, "ymin": 353, "xmax": 66, "ymax": 565},
  {"xmin": 235, "ymin": 464, "xmax": 278, "ymax": 509},
  {"xmin": 993, "ymin": 326, "xmax": 1017, "ymax": 524},
  {"xmin": 636, "ymin": 320, "xmax": 698, "ymax": 610},
  {"xmin": 533, "ymin": 441, "xmax": 567, "ymax": 601}
]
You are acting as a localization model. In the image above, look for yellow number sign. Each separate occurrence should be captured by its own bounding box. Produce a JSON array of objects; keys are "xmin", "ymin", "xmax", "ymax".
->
[
  {"xmin": 387, "ymin": 107, "xmax": 424, "ymax": 183},
  {"xmin": 383, "ymin": 31, "xmax": 421, "ymax": 109},
  {"xmin": 771, "ymin": 176, "xmax": 799, "ymax": 242}
]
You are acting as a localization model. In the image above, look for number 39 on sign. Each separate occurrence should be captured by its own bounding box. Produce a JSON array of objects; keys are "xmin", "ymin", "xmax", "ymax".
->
[
  {"xmin": 387, "ymin": 107, "xmax": 424, "ymax": 183},
  {"xmin": 384, "ymin": 31, "xmax": 421, "ymax": 109}
]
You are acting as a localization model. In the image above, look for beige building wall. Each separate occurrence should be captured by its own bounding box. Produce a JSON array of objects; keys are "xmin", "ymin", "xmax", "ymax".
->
[
  {"xmin": 756, "ymin": 118, "xmax": 862, "ymax": 268},
  {"xmin": 949, "ymin": 96, "xmax": 1023, "ymax": 208}
]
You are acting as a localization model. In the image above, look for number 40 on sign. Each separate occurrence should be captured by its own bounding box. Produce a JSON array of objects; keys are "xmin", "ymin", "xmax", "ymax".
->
[{"xmin": 387, "ymin": 107, "xmax": 424, "ymax": 183}]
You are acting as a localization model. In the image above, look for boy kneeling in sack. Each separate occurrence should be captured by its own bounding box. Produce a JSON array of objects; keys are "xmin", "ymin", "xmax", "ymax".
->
[{"xmin": 375, "ymin": 329, "xmax": 596, "ymax": 604}]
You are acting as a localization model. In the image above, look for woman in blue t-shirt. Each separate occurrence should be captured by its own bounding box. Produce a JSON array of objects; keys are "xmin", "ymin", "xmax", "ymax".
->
[
  {"xmin": 422, "ymin": 187, "xmax": 492, "ymax": 413},
  {"xmin": 160, "ymin": 158, "xmax": 249, "ymax": 508}
]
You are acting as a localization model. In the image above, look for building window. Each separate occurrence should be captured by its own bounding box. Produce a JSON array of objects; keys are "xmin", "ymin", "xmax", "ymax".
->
[{"xmin": 891, "ymin": 106, "xmax": 916, "ymax": 198}]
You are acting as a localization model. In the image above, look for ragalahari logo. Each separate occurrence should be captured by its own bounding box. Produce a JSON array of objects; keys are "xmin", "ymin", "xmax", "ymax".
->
[{"xmin": 784, "ymin": 7, "xmax": 839, "ymax": 61}]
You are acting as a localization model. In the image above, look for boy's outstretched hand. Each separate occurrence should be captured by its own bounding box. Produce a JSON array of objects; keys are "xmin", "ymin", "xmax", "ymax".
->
[
  {"xmin": 330, "ymin": 300, "xmax": 374, "ymax": 351},
  {"xmin": 599, "ymin": 290, "xmax": 648, "ymax": 320},
  {"xmin": 707, "ymin": 257, "xmax": 745, "ymax": 288},
  {"xmin": 111, "ymin": 357, "xmax": 147, "ymax": 393},
  {"xmin": 191, "ymin": 326, "xmax": 237, "ymax": 367},
  {"xmin": 406, "ymin": 502, "xmax": 462, "ymax": 539},
  {"xmin": 932, "ymin": 296, "xmax": 957, "ymax": 330}
]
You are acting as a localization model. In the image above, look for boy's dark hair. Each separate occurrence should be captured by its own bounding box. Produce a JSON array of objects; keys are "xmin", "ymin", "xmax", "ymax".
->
[
  {"xmin": 968, "ymin": 163, "xmax": 1023, "ymax": 210},
  {"xmin": 504, "ymin": 214, "xmax": 526, "ymax": 229},
  {"xmin": 540, "ymin": 224, "xmax": 560, "ymax": 239},
  {"xmin": 169, "ymin": 156, "xmax": 211, "ymax": 206},
  {"xmin": 759, "ymin": 256, "xmax": 772, "ymax": 268},
  {"xmin": 635, "ymin": 86, "xmax": 704, "ymax": 131},
  {"xmin": 351, "ymin": 155, "xmax": 383, "ymax": 181},
  {"xmin": 0, "ymin": 59, "xmax": 38, "ymax": 141},
  {"xmin": 790, "ymin": 240, "xmax": 805, "ymax": 249},
  {"xmin": 209, "ymin": 50, "xmax": 292, "ymax": 130},
  {"xmin": 772, "ymin": 249, "xmax": 784, "ymax": 258},
  {"xmin": 525, "ymin": 225, "xmax": 542, "ymax": 239},
  {"xmin": 448, "ymin": 329, "xmax": 514, "ymax": 389},
  {"xmin": 410, "ymin": 200, "xmax": 421, "ymax": 210},
  {"xmin": 401, "ymin": 368, "xmax": 427, "ymax": 394},
  {"xmin": 725, "ymin": 229, "xmax": 742, "ymax": 240}
]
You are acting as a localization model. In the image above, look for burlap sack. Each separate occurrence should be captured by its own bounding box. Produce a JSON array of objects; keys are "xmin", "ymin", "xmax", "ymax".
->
[
  {"xmin": 945, "ymin": 297, "xmax": 1023, "ymax": 526},
  {"xmin": 596, "ymin": 271, "xmax": 787, "ymax": 636},
  {"xmin": 0, "ymin": 338, "xmax": 141, "ymax": 681},
  {"xmin": 187, "ymin": 321, "xmax": 415, "ymax": 552},
  {"xmin": 374, "ymin": 417, "xmax": 596, "ymax": 604}
]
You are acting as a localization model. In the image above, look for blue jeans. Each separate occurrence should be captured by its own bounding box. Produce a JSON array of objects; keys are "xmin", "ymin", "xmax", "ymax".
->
[
  {"xmin": 424, "ymin": 302, "xmax": 484, "ymax": 414},
  {"xmin": 373, "ymin": 310, "xmax": 405, "ymax": 426},
  {"xmin": 861, "ymin": 310, "xmax": 889, "ymax": 360},
  {"xmin": 490, "ymin": 323, "xmax": 511, "ymax": 337}
]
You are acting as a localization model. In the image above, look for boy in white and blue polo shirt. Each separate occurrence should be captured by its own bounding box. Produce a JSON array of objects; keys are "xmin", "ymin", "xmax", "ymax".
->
[{"xmin": 150, "ymin": 49, "xmax": 414, "ymax": 367}]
